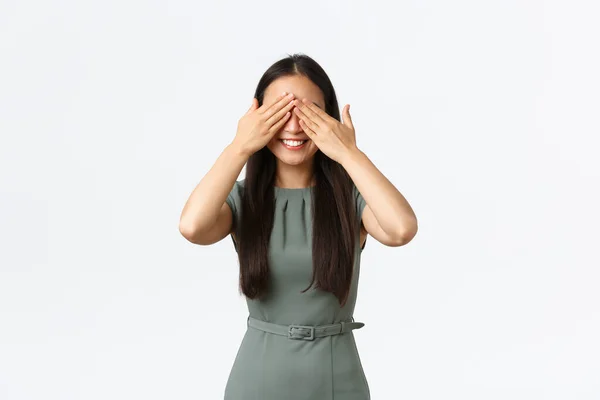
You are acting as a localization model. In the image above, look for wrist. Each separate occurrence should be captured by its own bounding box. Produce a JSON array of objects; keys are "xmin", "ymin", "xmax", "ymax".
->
[
  {"xmin": 340, "ymin": 145, "xmax": 364, "ymax": 167},
  {"xmin": 227, "ymin": 141, "xmax": 251, "ymax": 161}
]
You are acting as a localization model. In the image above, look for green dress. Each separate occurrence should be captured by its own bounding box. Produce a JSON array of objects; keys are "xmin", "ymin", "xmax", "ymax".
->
[{"xmin": 224, "ymin": 179, "xmax": 370, "ymax": 400}]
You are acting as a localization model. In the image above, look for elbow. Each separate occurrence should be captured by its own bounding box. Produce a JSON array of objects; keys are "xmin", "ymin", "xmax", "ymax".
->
[
  {"xmin": 179, "ymin": 219, "xmax": 217, "ymax": 245},
  {"xmin": 179, "ymin": 217, "xmax": 205, "ymax": 244},
  {"xmin": 401, "ymin": 219, "xmax": 418, "ymax": 245},
  {"xmin": 394, "ymin": 219, "xmax": 418, "ymax": 246},
  {"xmin": 179, "ymin": 220, "xmax": 196, "ymax": 242}
]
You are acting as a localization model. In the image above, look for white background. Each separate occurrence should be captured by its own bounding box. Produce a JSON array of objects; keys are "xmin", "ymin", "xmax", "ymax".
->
[{"xmin": 1, "ymin": 0, "xmax": 599, "ymax": 399}]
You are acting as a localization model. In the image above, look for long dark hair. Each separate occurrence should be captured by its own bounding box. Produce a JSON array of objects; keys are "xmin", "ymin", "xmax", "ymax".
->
[{"xmin": 237, "ymin": 53, "xmax": 360, "ymax": 307}]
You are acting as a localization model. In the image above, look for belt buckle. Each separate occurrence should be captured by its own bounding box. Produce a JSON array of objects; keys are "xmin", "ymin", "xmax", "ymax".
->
[{"xmin": 288, "ymin": 324, "xmax": 315, "ymax": 341}]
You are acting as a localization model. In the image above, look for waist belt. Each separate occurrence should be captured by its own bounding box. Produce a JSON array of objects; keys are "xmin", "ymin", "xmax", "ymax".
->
[{"xmin": 247, "ymin": 316, "xmax": 365, "ymax": 341}]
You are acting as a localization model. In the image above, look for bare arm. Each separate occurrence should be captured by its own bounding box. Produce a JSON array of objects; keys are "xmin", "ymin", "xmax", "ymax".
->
[
  {"xmin": 291, "ymin": 98, "xmax": 417, "ymax": 248},
  {"xmin": 179, "ymin": 142, "xmax": 249, "ymax": 245},
  {"xmin": 342, "ymin": 148, "xmax": 418, "ymax": 247},
  {"xmin": 179, "ymin": 92, "xmax": 297, "ymax": 245}
]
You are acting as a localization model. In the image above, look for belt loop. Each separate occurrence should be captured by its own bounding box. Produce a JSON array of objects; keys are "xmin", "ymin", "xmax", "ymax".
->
[{"xmin": 340, "ymin": 321, "xmax": 345, "ymax": 334}]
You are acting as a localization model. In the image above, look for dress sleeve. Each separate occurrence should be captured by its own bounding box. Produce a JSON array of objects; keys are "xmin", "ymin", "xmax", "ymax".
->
[
  {"xmin": 352, "ymin": 182, "xmax": 367, "ymax": 250},
  {"xmin": 225, "ymin": 180, "xmax": 243, "ymax": 252}
]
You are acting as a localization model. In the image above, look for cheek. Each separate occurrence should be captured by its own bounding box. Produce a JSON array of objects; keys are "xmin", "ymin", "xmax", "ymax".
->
[
  {"xmin": 266, "ymin": 136, "xmax": 280, "ymax": 148},
  {"xmin": 266, "ymin": 140, "xmax": 278, "ymax": 153}
]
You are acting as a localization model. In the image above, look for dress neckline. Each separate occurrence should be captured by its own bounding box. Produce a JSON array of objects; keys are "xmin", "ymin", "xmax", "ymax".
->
[
  {"xmin": 273, "ymin": 185, "xmax": 315, "ymax": 196},
  {"xmin": 274, "ymin": 185, "xmax": 315, "ymax": 191}
]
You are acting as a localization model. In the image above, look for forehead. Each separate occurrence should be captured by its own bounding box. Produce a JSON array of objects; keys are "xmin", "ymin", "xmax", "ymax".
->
[{"xmin": 264, "ymin": 75, "xmax": 325, "ymax": 108}]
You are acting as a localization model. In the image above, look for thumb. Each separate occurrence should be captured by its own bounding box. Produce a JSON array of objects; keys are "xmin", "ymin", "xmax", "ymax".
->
[
  {"xmin": 342, "ymin": 104, "xmax": 353, "ymax": 128},
  {"xmin": 246, "ymin": 98, "xmax": 258, "ymax": 114}
]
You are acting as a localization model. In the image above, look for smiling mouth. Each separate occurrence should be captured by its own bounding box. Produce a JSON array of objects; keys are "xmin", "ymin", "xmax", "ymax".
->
[
  {"xmin": 280, "ymin": 139, "xmax": 308, "ymax": 149},
  {"xmin": 280, "ymin": 139, "xmax": 307, "ymax": 146}
]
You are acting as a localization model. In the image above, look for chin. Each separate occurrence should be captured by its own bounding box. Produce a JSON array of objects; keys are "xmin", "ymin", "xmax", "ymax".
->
[
  {"xmin": 271, "ymin": 151, "xmax": 311, "ymax": 166},
  {"xmin": 279, "ymin": 156, "xmax": 310, "ymax": 166}
]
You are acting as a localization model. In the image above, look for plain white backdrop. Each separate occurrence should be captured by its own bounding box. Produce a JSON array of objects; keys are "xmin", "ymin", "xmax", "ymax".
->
[{"xmin": 1, "ymin": 0, "xmax": 599, "ymax": 399}]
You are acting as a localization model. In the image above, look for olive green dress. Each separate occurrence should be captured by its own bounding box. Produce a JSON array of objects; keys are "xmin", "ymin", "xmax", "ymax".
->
[{"xmin": 224, "ymin": 179, "xmax": 370, "ymax": 400}]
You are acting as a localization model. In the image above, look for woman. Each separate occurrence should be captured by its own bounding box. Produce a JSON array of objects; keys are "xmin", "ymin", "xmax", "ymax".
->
[{"xmin": 179, "ymin": 53, "xmax": 418, "ymax": 400}]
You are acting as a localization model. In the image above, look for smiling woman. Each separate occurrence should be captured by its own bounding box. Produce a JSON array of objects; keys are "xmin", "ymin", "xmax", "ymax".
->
[
  {"xmin": 179, "ymin": 52, "xmax": 417, "ymax": 400},
  {"xmin": 221, "ymin": 56, "xmax": 373, "ymax": 400}
]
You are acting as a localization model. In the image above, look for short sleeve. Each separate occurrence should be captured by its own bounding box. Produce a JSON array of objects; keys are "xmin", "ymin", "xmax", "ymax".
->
[
  {"xmin": 352, "ymin": 182, "xmax": 367, "ymax": 222},
  {"xmin": 352, "ymin": 182, "xmax": 367, "ymax": 250},
  {"xmin": 225, "ymin": 179, "xmax": 244, "ymax": 252}
]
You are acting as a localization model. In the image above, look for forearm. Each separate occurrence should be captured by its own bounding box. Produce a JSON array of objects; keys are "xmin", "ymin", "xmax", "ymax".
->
[
  {"xmin": 179, "ymin": 142, "xmax": 248, "ymax": 234},
  {"xmin": 341, "ymin": 147, "xmax": 417, "ymax": 238}
]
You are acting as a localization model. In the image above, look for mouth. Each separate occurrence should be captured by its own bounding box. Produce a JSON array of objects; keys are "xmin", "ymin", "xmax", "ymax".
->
[{"xmin": 279, "ymin": 139, "xmax": 308, "ymax": 150}]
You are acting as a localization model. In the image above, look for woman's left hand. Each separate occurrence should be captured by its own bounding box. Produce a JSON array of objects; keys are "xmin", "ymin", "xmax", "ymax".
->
[{"xmin": 293, "ymin": 98, "xmax": 358, "ymax": 164}]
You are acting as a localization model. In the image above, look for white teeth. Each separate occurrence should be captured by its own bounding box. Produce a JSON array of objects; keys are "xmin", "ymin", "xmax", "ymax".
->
[{"xmin": 282, "ymin": 139, "xmax": 306, "ymax": 147}]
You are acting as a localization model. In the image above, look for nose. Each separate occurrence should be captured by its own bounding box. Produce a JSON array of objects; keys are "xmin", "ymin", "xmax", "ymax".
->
[{"xmin": 282, "ymin": 106, "xmax": 303, "ymax": 133}]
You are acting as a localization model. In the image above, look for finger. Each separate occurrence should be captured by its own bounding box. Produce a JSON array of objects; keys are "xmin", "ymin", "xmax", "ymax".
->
[
  {"xmin": 265, "ymin": 97, "xmax": 295, "ymax": 127},
  {"xmin": 299, "ymin": 118, "xmax": 317, "ymax": 139},
  {"xmin": 294, "ymin": 105, "xmax": 320, "ymax": 133},
  {"xmin": 295, "ymin": 98, "xmax": 328, "ymax": 125},
  {"xmin": 268, "ymin": 110, "xmax": 292, "ymax": 136},
  {"xmin": 256, "ymin": 92, "xmax": 288, "ymax": 114},
  {"xmin": 342, "ymin": 104, "xmax": 353, "ymax": 129},
  {"xmin": 259, "ymin": 92, "xmax": 294, "ymax": 117}
]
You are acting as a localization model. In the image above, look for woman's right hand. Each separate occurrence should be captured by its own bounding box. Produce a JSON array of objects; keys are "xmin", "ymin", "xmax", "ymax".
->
[{"xmin": 231, "ymin": 92, "xmax": 296, "ymax": 157}]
